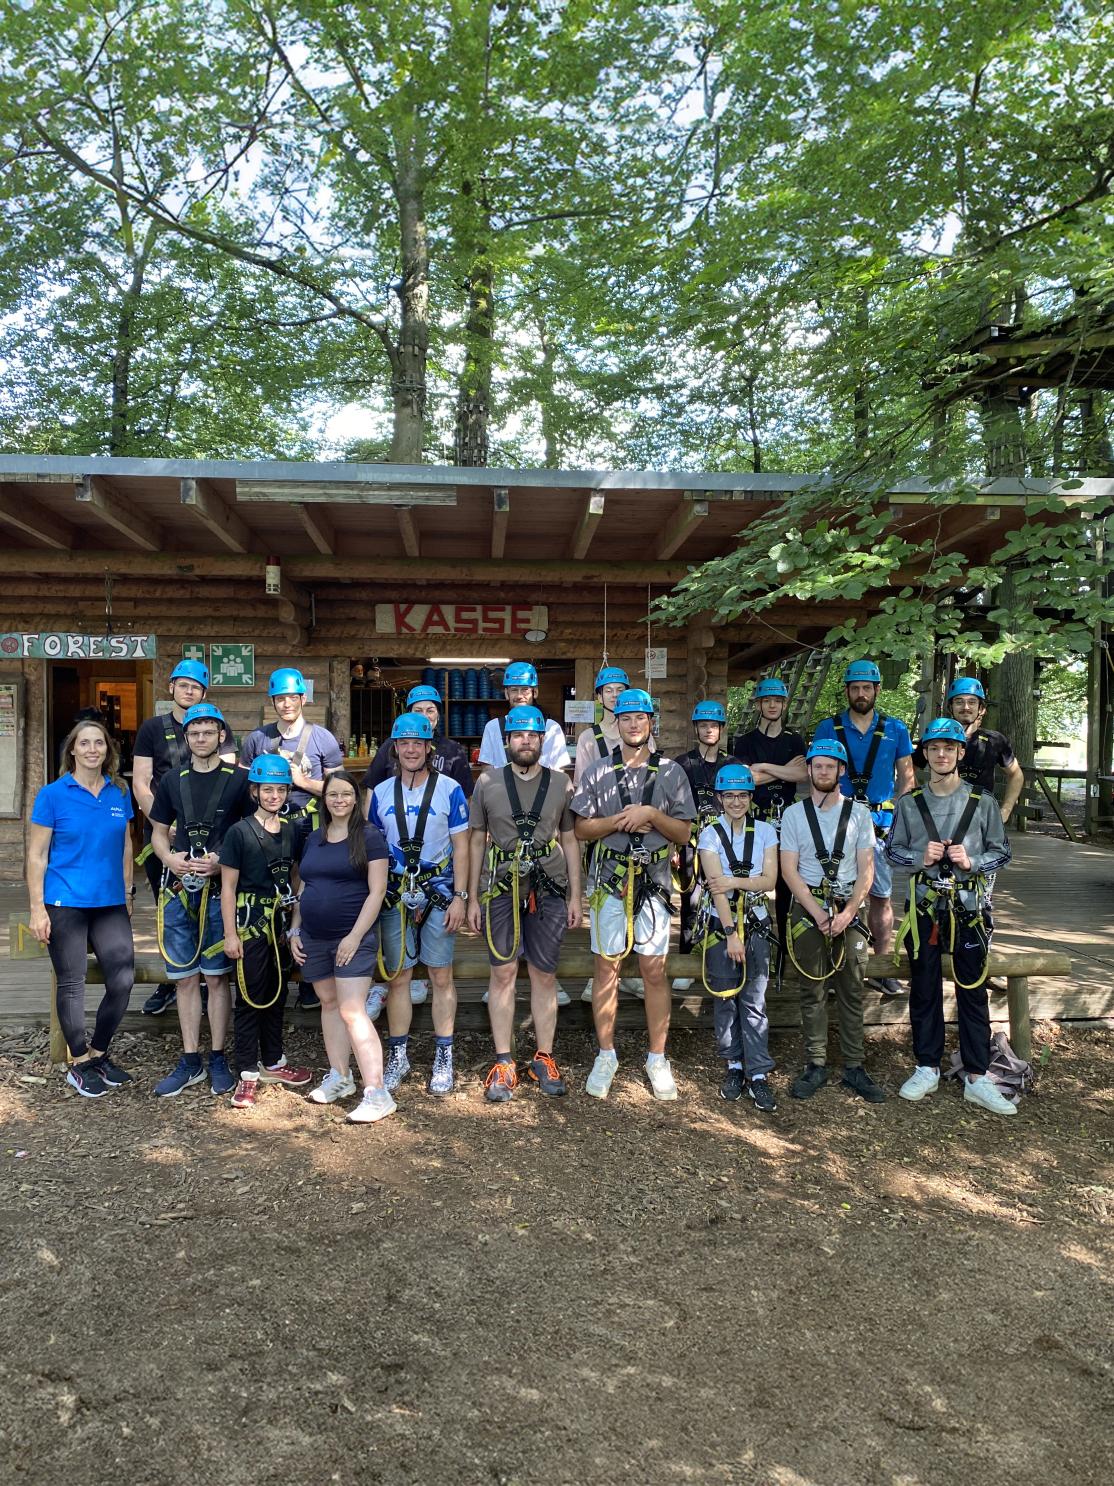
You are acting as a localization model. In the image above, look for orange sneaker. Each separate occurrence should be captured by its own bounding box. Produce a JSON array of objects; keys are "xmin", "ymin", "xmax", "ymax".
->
[
  {"xmin": 525, "ymin": 1050, "xmax": 567, "ymax": 1097},
  {"xmin": 483, "ymin": 1059, "xmax": 518, "ymax": 1103}
]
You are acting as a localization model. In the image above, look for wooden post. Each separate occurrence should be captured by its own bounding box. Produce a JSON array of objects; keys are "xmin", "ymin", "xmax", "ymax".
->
[
  {"xmin": 1005, "ymin": 975, "xmax": 1031, "ymax": 1059},
  {"xmin": 49, "ymin": 971, "xmax": 68, "ymax": 1066}
]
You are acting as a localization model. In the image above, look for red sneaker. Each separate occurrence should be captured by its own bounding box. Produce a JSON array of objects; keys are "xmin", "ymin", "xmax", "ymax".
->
[
  {"xmin": 258, "ymin": 1061, "xmax": 312, "ymax": 1089},
  {"xmin": 231, "ymin": 1077, "xmax": 258, "ymax": 1108}
]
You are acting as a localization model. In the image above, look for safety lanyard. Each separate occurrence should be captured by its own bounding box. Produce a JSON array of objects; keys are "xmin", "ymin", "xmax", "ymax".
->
[
  {"xmin": 802, "ymin": 797, "xmax": 853, "ymax": 886},
  {"xmin": 833, "ymin": 713, "xmax": 887, "ymax": 802},
  {"xmin": 163, "ymin": 719, "xmax": 190, "ymax": 771},
  {"xmin": 593, "ymin": 722, "xmax": 611, "ymax": 759},
  {"xmin": 911, "ymin": 787, "xmax": 983, "ymax": 852},
  {"xmin": 612, "ymin": 746, "xmax": 659, "ymax": 809},
  {"xmin": 265, "ymin": 719, "xmax": 311, "ymax": 773},
  {"xmin": 394, "ymin": 771, "xmax": 439, "ymax": 874},
  {"xmin": 712, "ymin": 820, "xmax": 755, "ymax": 878},
  {"xmin": 178, "ymin": 763, "xmax": 238, "ymax": 857},
  {"xmin": 244, "ymin": 815, "xmax": 294, "ymax": 900},
  {"xmin": 503, "ymin": 764, "xmax": 552, "ymax": 850}
]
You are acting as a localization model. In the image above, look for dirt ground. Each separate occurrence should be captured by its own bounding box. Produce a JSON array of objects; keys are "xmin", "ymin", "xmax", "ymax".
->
[{"xmin": 0, "ymin": 1018, "xmax": 1111, "ymax": 1486}]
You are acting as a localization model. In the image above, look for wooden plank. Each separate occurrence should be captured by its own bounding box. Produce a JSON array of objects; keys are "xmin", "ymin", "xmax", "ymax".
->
[
  {"xmin": 1006, "ymin": 976, "xmax": 1031, "ymax": 1059},
  {"xmin": 655, "ymin": 498, "xmax": 709, "ymax": 559},
  {"xmin": 491, "ymin": 486, "xmax": 510, "ymax": 558},
  {"xmin": 568, "ymin": 493, "xmax": 605, "ymax": 559},
  {"xmin": 298, "ymin": 504, "xmax": 335, "ymax": 556},
  {"xmin": 396, "ymin": 508, "xmax": 421, "ymax": 557},
  {"xmin": 180, "ymin": 477, "xmax": 252, "ymax": 553},
  {"xmin": 0, "ymin": 484, "xmax": 76, "ymax": 550},
  {"xmin": 75, "ymin": 475, "xmax": 162, "ymax": 552},
  {"xmin": 1031, "ymin": 768, "xmax": 1078, "ymax": 842},
  {"xmin": 237, "ymin": 480, "xmax": 457, "ymax": 505}
]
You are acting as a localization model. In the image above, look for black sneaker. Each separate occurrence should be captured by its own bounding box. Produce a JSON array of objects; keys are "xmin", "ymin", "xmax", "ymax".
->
[
  {"xmin": 294, "ymin": 986, "xmax": 321, "ymax": 1011},
  {"xmin": 790, "ymin": 1063, "xmax": 829, "ymax": 1100},
  {"xmin": 92, "ymin": 1055, "xmax": 133, "ymax": 1088},
  {"xmin": 66, "ymin": 1063, "xmax": 111, "ymax": 1098},
  {"xmin": 524, "ymin": 1051, "xmax": 567, "ymax": 1097},
  {"xmin": 841, "ymin": 1065, "xmax": 886, "ymax": 1103},
  {"xmin": 141, "ymin": 983, "xmax": 177, "ymax": 1016},
  {"xmin": 748, "ymin": 1077, "xmax": 778, "ymax": 1113},
  {"xmin": 719, "ymin": 1067, "xmax": 746, "ymax": 1102}
]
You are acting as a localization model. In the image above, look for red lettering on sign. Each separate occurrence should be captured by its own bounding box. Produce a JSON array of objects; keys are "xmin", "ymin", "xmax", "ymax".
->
[
  {"xmin": 480, "ymin": 605, "xmax": 504, "ymax": 634},
  {"xmin": 394, "ymin": 604, "xmax": 418, "ymax": 634},
  {"xmin": 510, "ymin": 605, "xmax": 532, "ymax": 635},
  {"xmin": 424, "ymin": 604, "xmax": 451, "ymax": 633},
  {"xmin": 455, "ymin": 604, "xmax": 479, "ymax": 634}
]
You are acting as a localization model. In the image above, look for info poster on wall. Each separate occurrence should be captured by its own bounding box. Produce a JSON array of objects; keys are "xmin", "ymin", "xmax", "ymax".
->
[{"xmin": 0, "ymin": 680, "xmax": 23, "ymax": 818}]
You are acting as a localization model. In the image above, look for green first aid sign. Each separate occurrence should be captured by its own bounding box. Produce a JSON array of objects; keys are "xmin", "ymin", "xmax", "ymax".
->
[{"xmin": 209, "ymin": 644, "xmax": 255, "ymax": 688}]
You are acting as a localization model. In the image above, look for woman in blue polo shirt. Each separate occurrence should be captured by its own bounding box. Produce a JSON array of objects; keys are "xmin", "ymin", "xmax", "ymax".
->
[{"xmin": 26, "ymin": 719, "xmax": 136, "ymax": 1099}]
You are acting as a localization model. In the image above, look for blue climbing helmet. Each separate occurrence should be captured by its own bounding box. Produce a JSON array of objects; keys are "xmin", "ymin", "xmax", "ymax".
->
[
  {"xmin": 594, "ymin": 665, "xmax": 629, "ymax": 691},
  {"xmin": 504, "ymin": 705, "xmax": 546, "ymax": 734},
  {"xmin": 806, "ymin": 738, "xmax": 848, "ymax": 764},
  {"xmin": 613, "ymin": 687, "xmax": 655, "ymax": 716},
  {"xmin": 922, "ymin": 717, "xmax": 967, "ymax": 746},
  {"xmin": 391, "ymin": 714, "xmax": 434, "ymax": 741},
  {"xmin": 843, "ymin": 659, "xmax": 881, "ymax": 685},
  {"xmin": 947, "ymin": 677, "xmax": 986, "ymax": 703},
  {"xmin": 268, "ymin": 667, "xmax": 307, "ymax": 697},
  {"xmin": 692, "ymin": 700, "xmax": 727, "ymax": 724},
  {"xmin": 170, "ymin": 658, "xmax": 209, "ymax": 689},
  {"xmin": 406, "ymin": 684, "xmax": 442, "ymax": 707},
  {"xmin": 502, "ymin": 662, "xmax": 538, "ymax": 689},
  {"xmin": 715, "ymin": 763, "xmax": 755, "ymax": 793},
  {"xmin": 182, "ymin": 702, "xmax": 225, "ymax": 729},
  {"xmin": 754, "ymin": 678, "xmax": 788, "ymax": 699},
  {"xmin": 248, "ymin": 754, "xmax": 293, "ymax": 785}
]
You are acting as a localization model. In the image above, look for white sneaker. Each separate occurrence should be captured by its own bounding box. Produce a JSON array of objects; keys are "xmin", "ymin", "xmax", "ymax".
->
[
  {"xmin": 481, "ymin": 990, "xmax": 489, "ymax": 1004},
  {"xmin": 555, "ymin": 979, "xmax": 570, "ymax": 1007},
  {"xmin": 585, "ymin": 1050, "xmax": 618, "ymax": 1099},
  {"xmin": 898, "ymin": 1065, "xmax": 940, "ymax": 1102},
  {"xmin": 365, "ymin": 984, "xmax": 387, "ymax": 1019},
  {"xmin": 963, "ymin": 1073, "xmax": 1018, "ymax": 1116},
  {"xmin": 671, "ymin": 977, "xmax": 695, "ymax": 992},
  {"xmin": 347, "ymin": 1086, "xmax": 397, "ymax": 1124},
  {"xmin": 580, "ymin": 979, "xmax": 595, "ymax": 1003},
  {"xmin": 645, "ymin": 1053, "xmax": 678, "ymax": 1101},
  {"xmin": 409, "ymin": 979, "xmax": 429, "ymax": 1006},
  {"xmin": 308, "ymin": 1068, "xmax": 357, "ymax": 1104}
]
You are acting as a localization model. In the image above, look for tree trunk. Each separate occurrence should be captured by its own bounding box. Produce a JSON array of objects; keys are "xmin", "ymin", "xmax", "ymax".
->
[
  {"xmin": 978, "ymin": 391, "xmax": 1026, "ymax": 477},
  {"xmin": 745, "ymin": 376, "xmax": 762, "ymax": 472},
  {"xmin": 389, "ymin": 112, "xmax": 429, "ymax": 465},
  {"xmin": 453, "ymin": 202, "xmax": 493, "ymax": 467},
  {"xmin": 852, "ymin": 290, "xmax": 869, "ymax": 452},
  {"xmin": 992, "ymin": 568, "xmax": 1036, "ymax": 772}
]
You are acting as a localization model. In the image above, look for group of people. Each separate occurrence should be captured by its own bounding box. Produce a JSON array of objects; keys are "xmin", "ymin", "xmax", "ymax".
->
[{"xmin": 25, "ymin": 650, "xmax": 1025, "ymax": 1122}]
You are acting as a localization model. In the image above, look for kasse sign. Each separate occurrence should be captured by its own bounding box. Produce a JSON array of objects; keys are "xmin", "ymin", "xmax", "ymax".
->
[{"xmin": 375, "ymin": 604, "xmax": 547, "ymax": 637}]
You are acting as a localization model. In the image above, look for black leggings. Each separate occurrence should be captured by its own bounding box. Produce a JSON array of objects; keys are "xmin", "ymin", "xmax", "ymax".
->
[
  {"xmin": 46, "ymin": 904, "xmax": 134, "ymax": 1058},
  {"xmin": 232, "ymin": 932, "xmax": 290, "ymax": 1073}
]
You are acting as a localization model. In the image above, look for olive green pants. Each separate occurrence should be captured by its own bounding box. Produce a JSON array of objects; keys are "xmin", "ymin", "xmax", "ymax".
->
[{"xmin": 789, "ymin": 901, "xmax": 866, "ymax": 1067}]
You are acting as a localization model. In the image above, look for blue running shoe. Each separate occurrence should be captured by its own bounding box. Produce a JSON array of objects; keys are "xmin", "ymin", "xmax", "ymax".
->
[
  {"xmin": 154, "ymin": 1055, "xmax": 207, "ymax": 1098},
  {"xmin": 208, "ymin": 1052, "xmax": 236, "ymax": 1097}
]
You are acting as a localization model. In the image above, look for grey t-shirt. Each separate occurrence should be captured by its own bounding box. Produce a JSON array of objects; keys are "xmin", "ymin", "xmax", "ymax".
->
[
  {"xmin": 571, "ymin": 751, "xmax": 696, "ymax": 890},
  {"xmin": 780, "ymin": 796, "xmax": 875, "ymax": 897},
  {"xmin": 885, "ymin": 784, "xmax": 1011, "ymax": 905},
  {"xmin": 469, "ymin": 766, "xmax": 574, "ymax": 892}
]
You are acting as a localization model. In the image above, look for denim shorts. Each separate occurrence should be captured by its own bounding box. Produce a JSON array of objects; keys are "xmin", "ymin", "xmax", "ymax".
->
[
  {"xmin": 378, "ymin": 899, "xmax": 457, "ymax": 973},
  {"xmin": 299, "ymin": 927, "xmax": 379, "ymax": 982},
  {"xmin": 870, "ymin": 838, "xmax": 893, "ymax": 899},
  {"xmin": 590, "ymin": 891, "xmax": 671, "ymax": 959},
  {"xmin": 161, "ymin": 886, "xmax": 230, "ymax": 980}
]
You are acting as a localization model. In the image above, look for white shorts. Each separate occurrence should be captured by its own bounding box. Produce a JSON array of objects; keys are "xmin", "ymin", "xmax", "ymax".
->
[{"xmin": 590, "ymin": 891, "xmax": 671, "ymax": 960}]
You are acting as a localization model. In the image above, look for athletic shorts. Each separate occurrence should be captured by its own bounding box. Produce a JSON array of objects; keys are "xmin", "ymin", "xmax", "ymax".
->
[
  {"xmin": 590, "ymin": 890, "xmax": 671, "ymax": 960},
  {"xmin": 161, "ymin": 887, "xmax": 230, "ymax": 981},
  {"xmin": 483, "ymin": 890, "xmax": 567, "ymax": 973},
  {"xmin": 870, "ymin": 838, "xmax": 893, "ymax": 899},
  {"xmin": 298, "ymin": 926, "xmax": 379, "ymax": 982},
  {"xmin": 378, "ymin": 899, "xmax": 457, "ymax": 973}
]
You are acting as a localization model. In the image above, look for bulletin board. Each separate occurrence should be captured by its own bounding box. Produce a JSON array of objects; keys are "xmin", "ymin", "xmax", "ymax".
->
[{"xmin": 0, "ymin": 679, "xmax": 23, "ymax": 818}]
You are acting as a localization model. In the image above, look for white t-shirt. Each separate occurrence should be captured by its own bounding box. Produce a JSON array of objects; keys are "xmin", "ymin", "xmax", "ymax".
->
[
  {"xmin": 479, "ymin": 716, "xmax": 571, "ymax": 771},
  {"xmin": 697, "ymin": 814, "xmax": 777, "ymax": 922}
]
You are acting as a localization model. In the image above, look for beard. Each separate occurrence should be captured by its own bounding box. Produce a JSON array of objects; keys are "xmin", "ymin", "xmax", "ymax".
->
[
  {"xmin": 811, "ymin": 775, "xmax": 840, "ymax": 795},
  {"xmin": 849, "ymin": 695, "xmax": 874, "ymax": 714},
  {"xmin": 509, "ymin": 742, "xmax": 541, "ymax": 768}
]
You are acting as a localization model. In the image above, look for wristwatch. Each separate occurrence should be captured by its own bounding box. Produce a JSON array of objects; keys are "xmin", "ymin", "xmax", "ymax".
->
[{"xmin": 453, "ymin": 889, "xmax": 469, "ymax": 902}]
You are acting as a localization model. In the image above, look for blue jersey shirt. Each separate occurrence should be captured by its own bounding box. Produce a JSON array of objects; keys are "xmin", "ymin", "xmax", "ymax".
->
[
  {"xmin": 370, "ymin": 772, "xmax": 469, "ymax": 892},
  {"xmin": 813, "ymin": 710, "xmax": 912, "ymax": 828},
  {"xmin": 31, "ymin": 774, "xmax": 134, "ymax": 908}
]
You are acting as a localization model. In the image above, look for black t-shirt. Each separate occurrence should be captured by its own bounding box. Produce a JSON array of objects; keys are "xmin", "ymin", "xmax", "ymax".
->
[
  {"xmin": 362, "ymin": 736, "xmax": 474, "ymax": 798},
  {"xmin": 134, "ymin": 714, "xmax": 240, "ymax": 789},
  {"xmin": 912, "ymin": 728, "xmax": 1015, "ymax": 790},
  {"xmin": 673, "ymin": 749, "xmax": 739, "ymax": 823},
  {"xmin": 297, "ymin": 824, "xmax": 390, "ymax": 941},
  {"xmin": 731, "ymin": 727, "xmax": 807, "ymax": 811},
  {"xmin": 221, "ymin": 815, "xmax": 311, "ymax": 897},
  {"xmin": 149, "ymin": 764, "xmax": 252, "ymax": 855}
]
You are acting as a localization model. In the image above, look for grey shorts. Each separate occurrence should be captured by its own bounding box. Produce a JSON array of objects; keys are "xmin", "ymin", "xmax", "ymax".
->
[
  {"xmin": 484, "ymin": 890, "xmax": 568, "ymax": 973},
  {"xmin": 299, "ymin": 927, "xmax": 379, "ymax": 982}
]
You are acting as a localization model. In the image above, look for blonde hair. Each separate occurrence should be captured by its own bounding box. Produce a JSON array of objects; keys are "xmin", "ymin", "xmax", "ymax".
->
[{"xmin": 58, "ymin": 720, "xmax": 128, "ymax": 798}]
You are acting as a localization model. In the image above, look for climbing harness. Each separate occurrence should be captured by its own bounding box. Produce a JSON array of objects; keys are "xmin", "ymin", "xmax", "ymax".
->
[
  {"xmin": 482, "ymin": 766, "xmax": 565, "ymax": 962},
  {"xmin": 155, "ymin": 763, "xmax": 240, "ymax": 969},
  {"xmin": 893, "ymin": 788, "xmax": 991, "ymax": 990},
  {"xmin": 833, "ymin": 713, "xmax": 895, "ymax": 836},
  {"xmin": 234, "ymin": 816, "xmax": 297, "ymax": 1010},
  {"xmin": 263, "ymin": 720, "xmax": 320, "ymax": 825},
  {"xmin": 678, "ymin": 750, "xmax": 726, "ymax": 894},
  {"xmin": 695, "ymin": 819, "xmax": 776, "ymax": 999},
  {"xmin": 376, "ymin": 773, "xmax": 451, "ymax": 980},
  {"xmin": 589, "ymin": 747, "xmax": 671, "ymax": 963},
  {"xmin": 785, "ymin": 798, "xmax": 867, "ymax": 983}
]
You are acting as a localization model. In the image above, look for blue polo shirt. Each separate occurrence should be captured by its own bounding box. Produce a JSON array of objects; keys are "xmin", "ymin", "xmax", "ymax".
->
[
  {"xmin": 31, "ymin": 774, "xmax": 134, "ymax": 908},
  {"xmin": 813, "ymin": 710, "xmax": 912, "ymax": 823}
]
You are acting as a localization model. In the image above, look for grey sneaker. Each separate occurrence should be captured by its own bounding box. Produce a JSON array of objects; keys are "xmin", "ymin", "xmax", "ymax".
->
[
  {"xmin": 347, "ymin": 1086, "xmax": 397, "ymax": 1124},
  {"xmin": 383, "ymin": 1044, "xmax": 411, "ymax": 1092},
  {"xmin": 427, "ymin": 1044, "xmax": 454, "ymax": 1096},
  {"xmin": 308, "ymin": 1068, "xmax": 358, "ymax": 1104}
]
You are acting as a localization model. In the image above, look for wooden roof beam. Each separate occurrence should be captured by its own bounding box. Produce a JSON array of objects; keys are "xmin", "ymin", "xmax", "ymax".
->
[
  {"xmin": 298, "ymin": 504, "xmax": 335, "ymax": 556},
  {"xmin": 180, "ymin": 477, "xmax": 252, "ymax": 553},
  {"xmin": 491, "ymin": 486, "xmax": 510, "ymax": 558},
  {"xmin": 76, "ymin": 475, "xmax": 162, "ymax": 552},
  {"xmin": 655, "ymin": 495, "xmax": 709, "ymax": 559},
  {"xmin": 0, "ymin": 483, "xmax": 76, "ymax": 550},
  {"xmin": 396, "ymin": 507, "xmax": 420, "ymax": 557},
  {"xmin": 569, "ymin": 493, "xmax": 605, "ymax": 559}
]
